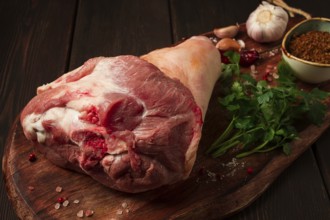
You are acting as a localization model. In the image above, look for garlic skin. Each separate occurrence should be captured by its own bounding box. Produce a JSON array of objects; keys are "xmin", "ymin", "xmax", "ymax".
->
[{"xmin": 246, "ymin": 1, "xmax": 289, "ymax": 43}]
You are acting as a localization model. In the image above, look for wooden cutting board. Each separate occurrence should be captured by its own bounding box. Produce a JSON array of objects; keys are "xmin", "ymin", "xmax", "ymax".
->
[{"xmin": 3, "ymin": 18, "xmax": 330, "ymax": 220}]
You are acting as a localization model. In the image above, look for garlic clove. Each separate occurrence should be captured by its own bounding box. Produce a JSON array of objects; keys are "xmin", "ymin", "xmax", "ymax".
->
[
  {"xmin": 215, "ymin": 38, "xmax": 241, "ymax": 52},
  {"xmin": 237, "ymin": 39, "xmax": 245, "ymax": 49},
  {"xmin": 213, "ymin": 24, "xmax": 239, "ymax": 39}
]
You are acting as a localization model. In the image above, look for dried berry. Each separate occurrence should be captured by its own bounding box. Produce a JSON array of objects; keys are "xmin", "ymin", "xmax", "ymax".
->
[
  {"xmin": 28, "ymin": 153, "xmax": 37, "ymax": 162},
  {"xmin": 239, "ymin": 50, "xmax": 259, "ymax": 67},
  {"xmin": 247, "ymin": 167, "xmax": 254, "ymax": 174},
  {"xmin": 57, "ymin": 197, "xmax": 65, "ymax": 204}
]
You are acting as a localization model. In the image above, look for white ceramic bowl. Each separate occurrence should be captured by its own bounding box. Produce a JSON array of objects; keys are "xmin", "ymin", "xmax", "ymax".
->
[{"xmin": 281, "ymin": 17, "xmax": 330, "ymax": 84}]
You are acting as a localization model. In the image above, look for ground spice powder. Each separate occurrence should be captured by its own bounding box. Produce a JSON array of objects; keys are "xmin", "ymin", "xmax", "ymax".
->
[{"xmin": 289, "ymin": 30, "xmax": 330, "ymax": 64}]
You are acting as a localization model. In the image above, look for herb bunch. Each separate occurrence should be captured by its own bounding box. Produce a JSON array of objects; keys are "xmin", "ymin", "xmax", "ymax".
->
[{"xmin": 207, "ymin": 51, "xmax": 329, "ymax": 158}]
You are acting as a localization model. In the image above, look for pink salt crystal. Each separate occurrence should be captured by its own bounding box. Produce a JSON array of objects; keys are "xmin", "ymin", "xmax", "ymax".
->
[
  {"xmin": 54, "ymin": 203, "xmax": 61, "ymax": 210},
  {"xmin": 85, "ymin": 210, "xmax": 94, "ymax": 217},
  {"xmin": 62, "ymin": 200, "xmax": 69, "ymax": 207},
  {"xmin": 77, "ymin": 210, "xmax": 84, "ymax": 218},
  {"xmin": 55, "ymin": 186, "xmax": 63, "ymax": 192}
]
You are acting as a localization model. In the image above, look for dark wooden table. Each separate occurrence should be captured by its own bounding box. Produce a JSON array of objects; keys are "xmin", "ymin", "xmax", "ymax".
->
[{"xmin": 1, "ymin": 0, "xmax": 329, "ymax": 219}]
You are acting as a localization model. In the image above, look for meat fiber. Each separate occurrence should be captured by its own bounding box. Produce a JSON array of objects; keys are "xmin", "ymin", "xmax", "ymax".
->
[{"xmin": 20, "ymin": 36, "xmax": 221, "ymax": 193}]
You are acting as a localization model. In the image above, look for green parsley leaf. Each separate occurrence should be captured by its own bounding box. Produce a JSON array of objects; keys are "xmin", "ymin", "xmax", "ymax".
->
[
  {"xmin": 282, "ymin": 143, "xmax": 292, "ymax": 155},
  {"xmin": 207, "ymin": 53, "xmax": 329, "ymax": 158},
  {"xmin": 225, "ymin": 50, "xmax": 240, "ymax": 64},
  {"xmin": 257, "ymin": 91, "xmax": 273, "ymax": 104}
]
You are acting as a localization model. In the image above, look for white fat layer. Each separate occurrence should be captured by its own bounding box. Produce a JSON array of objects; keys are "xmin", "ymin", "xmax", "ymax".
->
[
  {"xmin": 82, "ymin": 58, "xmax": 129, "ymax": 93},
  {"xmin": 52, "ymin": 89, "xmax": 66, "ymax": 100},
  {"xmin": 36, "ymin": 131, "xmax": 47, "ymax": 143},
  {"xmin": 23, "ymin": 108, "xmax": 82, "ymax": 144},
  {"xmin": 66, "ymin": 59, "xmax": 130, "ymax": 110},
  {"xmin": 23, "ymin": 57, "xmax": 145, "ymax": 145}
]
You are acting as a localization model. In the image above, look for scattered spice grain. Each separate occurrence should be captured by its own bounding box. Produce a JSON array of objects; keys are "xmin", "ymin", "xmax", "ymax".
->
[{"xmin": 289, "ymin": 31, "xmax": 330, "ymax": 64}]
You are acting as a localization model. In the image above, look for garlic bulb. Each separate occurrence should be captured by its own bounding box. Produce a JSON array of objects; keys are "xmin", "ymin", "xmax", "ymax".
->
[{"xmin": 246, "ymin": 1, "xmax": 289, "ymax": 43}]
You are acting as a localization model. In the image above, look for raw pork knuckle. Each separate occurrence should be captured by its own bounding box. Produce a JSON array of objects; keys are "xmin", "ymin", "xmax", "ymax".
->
[{"xmin": 20, "ymin": 36, "xmax": 221, "ymax": 193}]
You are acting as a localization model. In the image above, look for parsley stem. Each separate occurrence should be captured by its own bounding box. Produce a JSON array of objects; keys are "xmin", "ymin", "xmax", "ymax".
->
[
  {"xmin": 206, "ymin": 116, "xmax": 236, "ymax": 154},
  {"xmin": 210, "ymin": 130, "xmax": 243, "ymax": 153},
  {"xmin": 208, "ymin": 126, "xmax": 264, "ymax": 157},
  {"xmin": 256, "ymin": 145, "xmax": 280, "ymax": 152},
  {"xmin": 256, "ymin": 137, "xmax": 291, "ymax": 153},
  {"xmin": 211, "ymin": 140, "xmax": 241, "ymax": 158},
  {"xmin": 236, "ymin": 140, "xmax": 269, "ymax": 158}
]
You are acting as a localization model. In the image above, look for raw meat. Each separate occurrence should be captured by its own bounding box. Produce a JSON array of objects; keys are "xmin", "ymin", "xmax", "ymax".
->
[{"xmin": 20, "ymin": 36, "xmax": 221, "ymax": 193}]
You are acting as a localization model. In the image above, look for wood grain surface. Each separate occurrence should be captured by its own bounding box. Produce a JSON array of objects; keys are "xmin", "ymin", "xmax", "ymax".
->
[
  {"xmin": 1, "ymin": 1, "xmax": 330, "ymax": 220},
  {"xmin": 0, "ymin": 1, "xmax": 77, "ymax": 219},
  {"xmin": 3, "ymin": 17, "xmax": 330, "ymax": 219}
]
